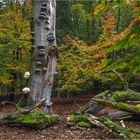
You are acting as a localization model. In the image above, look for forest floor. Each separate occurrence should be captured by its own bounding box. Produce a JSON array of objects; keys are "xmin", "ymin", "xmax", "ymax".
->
[{"xmin": 0, "ymin": 97, "xmax": 139, "ymax": 140}]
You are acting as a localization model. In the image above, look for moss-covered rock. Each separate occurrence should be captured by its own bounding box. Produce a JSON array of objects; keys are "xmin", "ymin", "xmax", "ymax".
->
[{"xmin": 11, "ymin": 109, "xmax": 59, "ymax": 129}]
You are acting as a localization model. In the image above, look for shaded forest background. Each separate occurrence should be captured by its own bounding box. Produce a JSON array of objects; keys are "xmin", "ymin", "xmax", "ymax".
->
[{"xmin": 0, "ymin": 0, "xmax": 140, "ymax": 99}]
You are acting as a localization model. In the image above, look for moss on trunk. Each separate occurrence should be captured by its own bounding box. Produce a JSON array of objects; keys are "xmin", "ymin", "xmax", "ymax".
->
[
  {"xmin": 94, "ymin": 99, "xmax": 140, "ymax": 116},
  {"xmin": 11, "ymin": 109, "xmax": 59, "ymax": 129},
  {"xmin": 111, "ymin": 90, "xmax": 140, "ymax": 101},
  {"xmin": 95, "ymin": 90, "xmax": 140, "ymax": 102},
  {"xmin": 101, "ymin": 117, "xmax": 137, "ymax": 140},
  {"xmin": 80, "ymin": 89, "xmax": 140, "ymax": 118}
]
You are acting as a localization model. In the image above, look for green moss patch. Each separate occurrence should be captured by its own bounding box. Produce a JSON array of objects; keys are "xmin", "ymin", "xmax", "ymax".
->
[
  {"xmin": 135, "ymin": 104, "xmax": 140, "ymax": 112},
  {"xmin": 11, "ymin": 109, "xmax": 59, "ymax": 129},
  {"xmin": 69, "ymin": 114, "xmax": 88, "ymax": 124},
  {"xmin": 67, "ymin": 114, "xmax": 93, "ymax": 128},
  {"xmin": 77, "ymin": 121, "xmax": 92, "ymax": 128},
  {"xmin": 112, "ymin": 90, "xmax": 140, "ymax": 101}
]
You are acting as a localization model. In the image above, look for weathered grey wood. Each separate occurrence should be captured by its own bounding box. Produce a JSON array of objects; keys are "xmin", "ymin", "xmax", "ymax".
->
[
  {"xmin": 108, "ymin": 111, "xmax": 131, "ymax": 120},
  {"xmin": 31, "ymin": 0, "xmax": 57, "ymax": 114},
  {"xmin": 42, "ymin": 0, "xmax": 57, "ymax": 114},
  {"xmin": 79, "ymin": 91, "xmax": 110, "ymax": 114}
]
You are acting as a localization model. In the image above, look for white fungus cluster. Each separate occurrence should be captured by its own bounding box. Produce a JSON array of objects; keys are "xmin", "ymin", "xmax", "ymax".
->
[
  {"xmin": 22, "ymin": 87, "xmax": 30, "ymax": 94},
  {"xmin": 24, "ymin": 71, "xmax": 30, "ymax": 79}
]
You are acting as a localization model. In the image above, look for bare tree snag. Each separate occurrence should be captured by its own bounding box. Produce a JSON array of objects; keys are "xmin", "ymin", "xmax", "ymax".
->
[{"xmin": 30, "ymin": 0, "xmax": 57, "ymax": 114}]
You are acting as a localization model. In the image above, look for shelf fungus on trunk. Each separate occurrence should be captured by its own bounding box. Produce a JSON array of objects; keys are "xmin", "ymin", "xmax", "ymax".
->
[{"xmin": 30, "ymin": 0, "xmax": 57, "ymax": 114}]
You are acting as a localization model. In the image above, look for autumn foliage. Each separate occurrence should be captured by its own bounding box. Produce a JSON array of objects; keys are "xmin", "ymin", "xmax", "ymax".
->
[{"xmin": 0, "ymin": 1, "xmax": 140, "ymax": 94}]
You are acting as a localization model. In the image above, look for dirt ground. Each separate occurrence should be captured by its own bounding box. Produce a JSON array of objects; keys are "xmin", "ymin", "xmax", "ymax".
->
[
  {"xmin": 0, "ymin": 98, "xmax": 118, "ymax": 140},
  {"xmin": 0, "ymin": 97, "xmax": 139, "ymax": 140}
]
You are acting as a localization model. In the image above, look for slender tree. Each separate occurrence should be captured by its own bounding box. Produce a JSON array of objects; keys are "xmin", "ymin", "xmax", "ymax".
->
[{"xmin": 31, "ymin": 0, "xmax": 57, "ymax": 114}]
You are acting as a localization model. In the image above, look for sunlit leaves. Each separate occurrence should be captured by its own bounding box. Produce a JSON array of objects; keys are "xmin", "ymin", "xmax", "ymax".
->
[
  {"xmin": 0, "ymin": 3, "xmax": 31, "ymax": 85},
  {"xmin": 93, "ymin": 3, "xmax": 105, "ymax": 16},
  {"xmin": 56, "ymin": 36, "xmax": 94, "ymax": 93}
]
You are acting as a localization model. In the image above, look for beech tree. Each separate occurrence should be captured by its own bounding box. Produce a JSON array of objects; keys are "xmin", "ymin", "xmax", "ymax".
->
[{"xmin": 30, "ymin": 0, "xmax": 57, "ymax": 114}]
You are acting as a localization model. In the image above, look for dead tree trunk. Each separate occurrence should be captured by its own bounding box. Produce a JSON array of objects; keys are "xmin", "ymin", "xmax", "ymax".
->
[
  {"xmin": 30, "ymin": 0, "xmax": 57, "ymax": 114},
  {"xmin": 79, "ymin": 90, "xmax": 140, "ymax": 117}
]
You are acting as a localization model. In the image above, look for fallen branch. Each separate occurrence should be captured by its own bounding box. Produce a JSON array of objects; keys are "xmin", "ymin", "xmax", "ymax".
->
[
  {"xmin": 94, "ymin": 99, "xmax": 140, "ymax": 116},
  {"xmin": 126, "ymin": 101, "xmax": 140, "ymax": 104},
  {"xmin": 0, "ymin": 98, "xmax": 46, "ymax": 121},
  {"xmin": 107, "ymin": 111, "xmax": 132, "ymax": 120},
  {"xmin": 80, "ymin": 90, "xmax": 140, "ymax": 115},
  {"xmin": 88, "ymin": 114, "xmax": 137, "ymax": 140},
  {"xmin": 79, "ymin": 91, "xmax": 111, "ymax": 114},
  {"xmin": 68, "ymin": 113, "xmax": 137, "ymax": 139},
  {"xmin": 0, "ymin": 101, "xmax": 21, "ymax": 110},
  {"xmin": 87, "ymin": 114, "xmax": 109, "ymax": 131}
]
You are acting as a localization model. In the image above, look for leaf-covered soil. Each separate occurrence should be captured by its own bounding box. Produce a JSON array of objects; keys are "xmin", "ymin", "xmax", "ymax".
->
[{"xmin": 0, "ymin": 97, "xmax": 139, "ymax": 139}]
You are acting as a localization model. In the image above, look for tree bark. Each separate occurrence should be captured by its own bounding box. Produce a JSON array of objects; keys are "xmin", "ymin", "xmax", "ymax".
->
[{"xmin": 31, "ymin": 0, "xmax": 57, "ymax": 114}]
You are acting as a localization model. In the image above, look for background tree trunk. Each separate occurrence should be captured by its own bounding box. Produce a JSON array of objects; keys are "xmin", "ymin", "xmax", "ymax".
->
[{"xmin": 31, "ymin": 0, "xmax": 57, "ymax": 114}]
